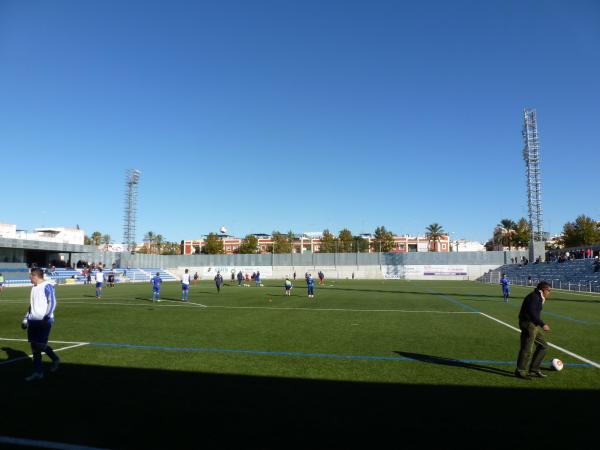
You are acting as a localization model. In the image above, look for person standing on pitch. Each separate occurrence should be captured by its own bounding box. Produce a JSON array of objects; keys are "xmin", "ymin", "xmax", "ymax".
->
[
  {"xmin": 237, "ymin": 270, "xmax": 243, "ymax": 286},
  {"xmin": 214, "ymin": 271, "xmax": 223, "ymax": 293},
  {"xmin": 0, "ymin": 272, "xmax": 4, "ymax": 294},
  {"xmin": 95, "ymin": 267, "xmax": 105, "ymax": 299},
  {"xmin": 22, "ymin": 268, "xmax": 60, "ymax": 381},
  {"xmin": 181, "ymin": 268, "xmax": 191, "ymax": 302},
  {"xmin": 284, "ymin": 276, "xmax": 293, "ymax": 296},
  {"xmin": 515, "ymin": 281, "xmax": 551, "ymax": 380},
  {"xmin": 151, "ymin": 272, "xmax": 162, "ymax": 302},
  {"xmin": 307, "ymin": 273, "xmax": 315, "ymax": 298},
  {"xmin": 500, "ymin": 274, "xmax": 510, "ymax": 302}
]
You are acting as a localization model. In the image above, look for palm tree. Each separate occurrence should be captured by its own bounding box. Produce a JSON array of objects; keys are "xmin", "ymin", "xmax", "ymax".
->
[
  {"xmin": 496, "ymin": 219, "xmax": 517, "ymax": 250},
  {"xmin": 90, "ymin": 231, "xmax": 102, "ymax": 246},
  {"xmin": 155, "ymin": 234, "xmax": 164, "ymax": 254},
  {"xmin": 144, "ymin": 231, "xmax": 156, "ymax": 253},
  {"xmin": 425, "ymin": 223, "xmax": 446, "ymax": 251}
]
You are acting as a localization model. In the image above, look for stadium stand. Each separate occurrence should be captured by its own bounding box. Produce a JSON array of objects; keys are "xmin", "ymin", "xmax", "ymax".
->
[{"xmin": 484, "ymin": 258, "xmax": 600, "ymax": 292}]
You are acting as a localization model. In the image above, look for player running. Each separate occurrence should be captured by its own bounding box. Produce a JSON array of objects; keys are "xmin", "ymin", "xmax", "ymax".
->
[
  {"xmin": 500, "ymin": 273, "xmax": 510, "ymax": 302},
  {"xmin": 181, "ymin": 268, "xmax": 191, "ymax": 301},
  {"xmin": 151, "ymin": 272, "xmax": 162, "ymax": 302}
]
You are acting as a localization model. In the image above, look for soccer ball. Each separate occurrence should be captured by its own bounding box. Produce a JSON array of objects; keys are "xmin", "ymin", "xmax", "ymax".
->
[
  {"xmin": 219, "ymin": 226, "xmax": 227, "ymax": 234},
  {"xmin": 21, "ymin": 319, "xmax": 28, "ymax": 330},
  {"xmin": 551, "ymin": 358, "xmax": 564, "ymax": 371}
]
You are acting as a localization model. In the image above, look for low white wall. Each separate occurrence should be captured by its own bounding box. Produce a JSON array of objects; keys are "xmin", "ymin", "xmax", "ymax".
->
[{"xmin": 170, "ymin": 264, "xmax": 502, "ymax": 281}]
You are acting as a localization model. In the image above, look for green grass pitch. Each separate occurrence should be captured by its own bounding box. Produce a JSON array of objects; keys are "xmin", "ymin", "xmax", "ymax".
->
[{"xmin": 0, "ymin": 279, "xmax": 599, "ymax": 449}]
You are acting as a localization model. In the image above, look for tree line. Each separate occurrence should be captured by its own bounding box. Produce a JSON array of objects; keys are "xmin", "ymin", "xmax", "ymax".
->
[
  {"xmin": 194, "ymin": 224, "xmax": 448, "ymax": 255},
  {"xmin": 486, "ymin": 214, "xmax": 600, "ymax": 250}
]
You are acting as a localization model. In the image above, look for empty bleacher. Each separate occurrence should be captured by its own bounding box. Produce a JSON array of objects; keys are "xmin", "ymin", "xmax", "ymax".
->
[{"xmin": 483, "ymin": 258, "xmax": 600, "ymax": 292}]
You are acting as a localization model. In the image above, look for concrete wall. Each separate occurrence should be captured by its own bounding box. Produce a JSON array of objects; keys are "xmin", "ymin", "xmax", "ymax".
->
[{"xmin": 77, "ymin": 250, "xmax": 529, "ymax": 281}]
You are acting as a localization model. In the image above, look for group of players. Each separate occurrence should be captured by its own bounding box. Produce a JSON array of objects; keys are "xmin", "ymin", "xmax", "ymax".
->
[{"xmin": 147, "ymin": 269, "xmax": 320, "ymax": 302}]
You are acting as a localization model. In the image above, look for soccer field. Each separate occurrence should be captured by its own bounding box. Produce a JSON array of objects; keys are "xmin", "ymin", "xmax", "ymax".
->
[{"xmin": 1, "ymin": 279, "xmax": 599, "ymax": 449}]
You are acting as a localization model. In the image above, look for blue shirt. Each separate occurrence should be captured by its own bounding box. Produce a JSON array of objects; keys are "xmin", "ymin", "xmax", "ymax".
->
[
  {"xmin": 500, "ymin": 277, "xmax": 510, "ymax": 288},
  {"xmin": 307, "ymin": 276, "xmax": 314, "ymax": 287},
  {"xmin": 152, "ymin": 276, "xmax": 162, "ymax": 289}
]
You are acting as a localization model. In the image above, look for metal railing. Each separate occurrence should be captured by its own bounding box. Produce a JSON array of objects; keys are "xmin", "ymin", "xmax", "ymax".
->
[{"xmin": 478, "ymin": 272, "xmax": 600, "ymax": 293}]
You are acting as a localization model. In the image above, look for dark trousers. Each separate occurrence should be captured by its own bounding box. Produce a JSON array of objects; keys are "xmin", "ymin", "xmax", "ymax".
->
[{"xmin": 517, "ymin": 320, "xmax": 548, "ymax": 373}]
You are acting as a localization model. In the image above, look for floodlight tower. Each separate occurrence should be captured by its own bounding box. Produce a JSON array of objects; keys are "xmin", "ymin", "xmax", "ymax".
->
[
  {"xmin": 522, "ymin": 109, "xmax": 545, "ymax": 262},
  {"xmin": 123, "ymin": 169, "xmax": 141, "ymax": 253}
]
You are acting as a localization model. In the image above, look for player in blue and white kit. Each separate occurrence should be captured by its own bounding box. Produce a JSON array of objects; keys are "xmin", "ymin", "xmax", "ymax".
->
[
  {"xmin": 181, "ymin": 268, "xmax": 191, "ymax": 302},
  {"xmin": 307, "ymin": 274, "xmax": 315, "ymax": 298},
  {"xmin": 151, "ymin": 272, "xmax": 162, "ymax": 302},
  {"xmin": 22, "ymin": 268, "xmax": 60, "ymax": 381},
  {"xmin": 500, "ymin": 274, "xmax": 510, "ymax": 302},
  {"xmin": 95, "ymin": 267, "xmax": 105, "ymax": 299}
]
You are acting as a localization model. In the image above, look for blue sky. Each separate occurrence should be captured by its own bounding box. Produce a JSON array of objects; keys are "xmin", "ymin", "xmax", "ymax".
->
[{"xmin": 1, "ymin": 0, "xmax": 599, "ymax": 243}]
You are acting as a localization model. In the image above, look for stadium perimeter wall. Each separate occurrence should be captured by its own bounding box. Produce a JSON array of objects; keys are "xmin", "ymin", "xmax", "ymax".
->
[{"xmin": 80, "ymin": 251, "xmax": 527, "ymax": 281}]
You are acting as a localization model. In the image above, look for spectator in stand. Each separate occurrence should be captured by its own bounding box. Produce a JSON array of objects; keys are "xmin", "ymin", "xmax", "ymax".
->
[{"xmin": 586, "ymin": 248, "xmax": 591, "ymax": 259}]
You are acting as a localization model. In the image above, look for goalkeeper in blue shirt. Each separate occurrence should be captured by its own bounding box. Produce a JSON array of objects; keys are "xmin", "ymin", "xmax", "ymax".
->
[{"xmin": 500, "ymin": 274, "xmax": 510, "ymax": 302}]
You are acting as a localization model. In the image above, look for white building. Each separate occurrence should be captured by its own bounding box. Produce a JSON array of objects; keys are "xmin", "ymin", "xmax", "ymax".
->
[
  {"xmin": 451, "ymin": 239, "xmax": 486, "ymax": 252},
  {"xmin": 0, "ymin": 223, "xmax": 85, "ymax": 245}
]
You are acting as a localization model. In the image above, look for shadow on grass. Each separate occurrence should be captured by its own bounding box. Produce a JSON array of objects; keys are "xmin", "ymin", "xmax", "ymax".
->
[
  {"xmin": 0, "ymin": 360, "xmax": 598, "ymax": 449},
  {"xmin": 1, "ymin": 347, "xmax": 28, "ymax": 362},
  {"xmin": 394, "ymin": 351, "xmax": 515, "ymax": 377}
]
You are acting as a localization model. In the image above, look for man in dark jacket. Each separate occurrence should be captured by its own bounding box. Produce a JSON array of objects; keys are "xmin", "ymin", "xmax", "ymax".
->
[{"xmin": 515, "ymin": 281, "xmax": 551, "ymax": 379}]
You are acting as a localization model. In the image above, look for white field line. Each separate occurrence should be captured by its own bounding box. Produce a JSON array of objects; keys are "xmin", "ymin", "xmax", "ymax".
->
[
  {"xmin": 479, "ymin": 312, "xmax": 600, "ymax": 369},
  {"xmin": 158, "ymin": 298, "xmax": 207, "ymax": 307},
  {"xmin": 0, "ymin": 434, "xmax": 112, "ymax": 450},
  {"xmin": 0, "ymin": 337, "xmax": 88, "ymax": 344},
  {"xmin": 0, "ymin": 300, "xmax": 477, "ymax": 314},
  {"xmin": 0, "ymin": 341, "xmax": 89, "ymax": 367},
  {"xmin": 203, "ymin": 305, "xmax": 478, "ymax": 314}
]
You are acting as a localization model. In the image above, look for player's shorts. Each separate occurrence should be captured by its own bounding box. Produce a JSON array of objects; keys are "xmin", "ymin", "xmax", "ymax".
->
[
  {"xmin": 0, "ymin": 282, "xmax": 3, "ymax": 286},
  {"xmin": 27, "ymin": 320, "xmax": 52, "ymax": 345},
  {"xmin": 96, "ymin": 282, "xmax": 103, "ymax": 288},
  {"xmin": 182, "ymin": 283, "xmax": 189, "ymax": 290},
  {"xmin": 285, "ymin": 285, "xmax": 292, "ymax": 290},
  {"xmin": 153, "ymin": 286, "xmax": 161, "ymax": 293}
]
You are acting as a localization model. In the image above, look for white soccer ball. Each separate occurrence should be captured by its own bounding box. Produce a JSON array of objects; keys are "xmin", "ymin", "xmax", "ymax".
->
[
  {"xmin": 219, "ymin": 226, "xmax": 227, "ymax": 234},
  {"xmin": 551, "ymin": 358, "xmax": 564, "ymax": 371}
]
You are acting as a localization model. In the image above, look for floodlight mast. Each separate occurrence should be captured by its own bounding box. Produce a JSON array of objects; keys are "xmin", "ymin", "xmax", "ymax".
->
[
  {"xmin": 522, "ymin": 109, "xmax": 545, "ymax": 262},
  {"xmin": 123, "ymin": 169, "xmax": 141, "ymax": 253}
]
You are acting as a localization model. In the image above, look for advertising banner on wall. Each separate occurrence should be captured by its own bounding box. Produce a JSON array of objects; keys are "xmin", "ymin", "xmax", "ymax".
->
[{"xmin": 383, "ymin": 265, "xmax": 468, "ymax": 279}]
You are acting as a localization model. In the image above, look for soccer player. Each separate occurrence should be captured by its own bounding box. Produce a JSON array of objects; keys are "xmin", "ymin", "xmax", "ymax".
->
[
  {"xmin": 0, "ymin": 272, "xmax": 4, "ymax": 294},
  {"xmin": 214, "ymin": 271, "xmax": 223, "ymax": 293},
  {"xmin": 181, "ymin": 268, "xmax": 191, "ymax": 301},
  {"xmin": 151, "ymin": 272, "xmax": 162, "ymax": 302},
  {"xmin": 22, "ymin": 268, "xmax": 60, "ymax": 381},
  {"xmin": 284, "ymin": 276, "xmax": 293, "ymax": 296},
  {"xmin": 255, "ymin": 270, "xmax": 261, "ymax": 287},
  {"xmin": 95, "ymin": 267, "xmax": 105, "ymax": 299},
  {"xmin": 500, "ymin": 274, "xmax": 510, "ymax": 302},
  {"xmin": 307, "ymin": 273, "xmax": 315, "ymax": 298},
  {"xmin": 318, "ymin": 271, "xmax": 325, "ymax": 285}
]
